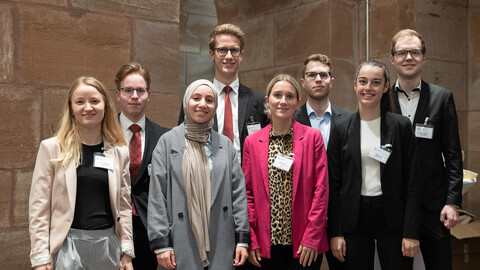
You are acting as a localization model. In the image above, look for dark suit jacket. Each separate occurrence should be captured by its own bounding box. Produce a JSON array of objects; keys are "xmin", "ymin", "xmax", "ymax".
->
[
  {"xmin": 327, "ymin": 111, "xmax": 420, "ymax": 239},
  {"xmin": 128, "ymin": 117, "xmax": 169, "ymax": 228},
  {"xmin": 392, "ymin": 81, "xmax": 463, "ymax": 211},
  {"xmin": 294, "ymin": 103, "xmax": 352, "ymax": 149},
  {"xmin": 178, "ymin": 83, "xmax": 269, "ymax": 153}
]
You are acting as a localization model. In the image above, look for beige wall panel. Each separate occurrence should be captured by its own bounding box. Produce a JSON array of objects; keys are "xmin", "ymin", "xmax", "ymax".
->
[
  {"xmin": 0, "ymin": 229, "xmax": 30, "ymax": 269},
  {"xmin": 14, "ymin": 171, "xmax": 32, "ymax": 228},
  {"xmin": 0, "ymin": 172, "xmax": 13, "ymax": 229},
  {"xmin": 0, "ymin": 4, "xmax": 14, "ymax": 83}
]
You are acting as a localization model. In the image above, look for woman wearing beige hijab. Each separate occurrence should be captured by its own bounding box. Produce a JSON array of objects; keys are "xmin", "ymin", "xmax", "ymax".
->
[{"xmin": 148, "ymin": 79, "xmax": 250, "ymax": 269}]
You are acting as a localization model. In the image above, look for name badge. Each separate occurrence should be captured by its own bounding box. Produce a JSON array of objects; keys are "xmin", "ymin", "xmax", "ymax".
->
[
  {"xmin": 148, "ymin": 163, "xmax": 152, "ymax": 176},
  {"xmin": 415, "ymin": 124, "xmax": 434, "ymax": 139},
  {"xmin": 247, "ymin": 122, "xmax": 261, "ymax": 135},
  {"xmin": 94, "ymin": 152, "xmax": 114, "ymax": 170},
  {"xmin": 273, "ymin": 154, "xmax": 294, "ymax": 172},
  {"xmin": 369, "ymin": 146, "xmax": 391, "ymax": 164}
]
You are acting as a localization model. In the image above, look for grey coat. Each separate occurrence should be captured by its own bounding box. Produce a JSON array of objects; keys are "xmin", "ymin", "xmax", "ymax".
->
[{"xmin": 147, "ymin": 124, "xmax": 250, "ymax": 270}]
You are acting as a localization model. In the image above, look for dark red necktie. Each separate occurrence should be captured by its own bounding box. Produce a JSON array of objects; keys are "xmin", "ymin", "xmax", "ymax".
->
[
  {"xmin": 129, "ymin": 124, "xmax": 142, "ymax": 215},
  {"xmin": 223, "ymin": 86, "xmax": 234, "ymax": 143}
]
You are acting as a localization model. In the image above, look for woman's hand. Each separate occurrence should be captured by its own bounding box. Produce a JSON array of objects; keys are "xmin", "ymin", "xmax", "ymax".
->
[
  {"xmin": 233, "ymin": 246, "xmax": 248, "ymax": 266},
  {"xmin": 157, "ymin": 250, "xmax": 176, "ymax": 269},
  {"xmin": 119, "ymin": 254, "xmax": 133, "ymax": 270},
  {"xmin": 34, "ymin": 263, "xmax": 52, "ymax": 270},
  {"xmin": 247, "ymin": 248, "xmax": 262, "ymax": 268},
  {"xmin": 402, "ymin": 238, "xmax": 420, "ymax": 258},
  {"xmin": 330, "ymin": 236, "xmax": 346, "ymax": 262},
  {"xmin": 297, "ymin": 245, "xmax": 318, "ymax": 267}
]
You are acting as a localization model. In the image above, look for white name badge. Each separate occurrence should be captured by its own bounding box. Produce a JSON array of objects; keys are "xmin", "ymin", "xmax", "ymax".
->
[
  {"xmin": 94, "ymin": 153, "xmax": 114, "ymax": 170},
  {"xmin": 247, "ymin": 123, "xmax": 261, "ymax": 135},
  {"xmin": 148, "ymin": 163, "xmax": 152, "ymax": 176},
  {"xmin": 273, "ymin": 154, "xmax": 294, "ymax": 172},
  {"xmin": 415, "ymin": 124, "xmax": 434, "ymax": 139},
  {"xmin": 369, "ymin": 146, "xmax": 391, "ymax": 164}
]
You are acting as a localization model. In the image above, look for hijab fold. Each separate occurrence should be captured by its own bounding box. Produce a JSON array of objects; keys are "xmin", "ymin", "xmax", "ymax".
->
[{"xmin": 182, "ymin": 79, "xmax": 218, "ymax": 267}]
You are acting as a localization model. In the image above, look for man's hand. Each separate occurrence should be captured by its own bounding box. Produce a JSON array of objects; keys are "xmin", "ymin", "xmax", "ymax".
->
[
  {"xmin": 440, "ymin": 205, "xmax": 459, "ymax": 229},
  {"xmin": 401, "ymin": 238, "xmax": 420, "ymax": 257},
  {"xmin": 330, "ymin": 237, "xmax": 346, "ymax": 262},
  {"xmin": 157, "ymin": 250, "xmax": 176, "ymax": 269}
]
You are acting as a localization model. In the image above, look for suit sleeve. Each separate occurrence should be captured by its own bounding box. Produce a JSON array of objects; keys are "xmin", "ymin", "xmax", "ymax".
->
[
  {"xmin": 148, "ymin": 135, "xmax": 173, "ymax": 250},
  {"xmin": 29, "ymin": 140, "xmax": 55, "ymax": 267},
  {"xmin": 230, "ymin": 143, "xmax": 251, "ymax": 244},
  {"xmin": 442, "ymin": 92, "xmax": 463, "ymax": 207},
  {"xmin": 242, "ymin": 136, "xmax": 259, "ymax": 250},
  {"xmin": 118, "ymin": 146, "xmax": 135, "ymax": 257},
  {"xmin": 327, "ymin": 122, "xmax": 344, "ymax": 238},
  {"xmin": 401, "ymin": 119, "xmax": 421, "ymax": 239},
  {"xmin": 300, "ymin": 132, "xmax": 329, "ymax": 250}
]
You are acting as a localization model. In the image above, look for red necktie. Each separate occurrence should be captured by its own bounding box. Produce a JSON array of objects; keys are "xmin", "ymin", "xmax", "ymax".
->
[
  {"xmin": 223, "ymin": 86, "xmax": 234, "ymax": 143},
  {"xmin": 129, "ymin": 124, "xmax": 142, "ymax": 215}
]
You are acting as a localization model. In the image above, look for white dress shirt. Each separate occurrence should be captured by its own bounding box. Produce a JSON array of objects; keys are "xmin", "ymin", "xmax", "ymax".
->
[
  {"xmin": 119, "ymin": 113, "xmax": 146, "ymax": 159},
  {"xmin": 395, "ymin": 80, "xmax": 422, "ymax": 123},
  {"xmin": 213, "ymin": 78, "xmax": 241, "ymax": 157},
  {"xmin": 360, "ymin": 117, "xmax": 382, "ymax": 196},
  {"xmin": 306, "ymin": 101, "xmax": 332, "ymax": 149}
]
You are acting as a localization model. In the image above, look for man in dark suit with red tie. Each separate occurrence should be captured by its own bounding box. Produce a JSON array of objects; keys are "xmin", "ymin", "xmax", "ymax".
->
[
  {"xmin": 178, "ymin": 23, "xmax": 269, "ymax": 159},
  {"xmin": 115, "ymin": 62, "xmax": 169, "ymax": 270},
  {"xmin": 390, "ymin": 29, "xmax": 463, "ymax": 270}
]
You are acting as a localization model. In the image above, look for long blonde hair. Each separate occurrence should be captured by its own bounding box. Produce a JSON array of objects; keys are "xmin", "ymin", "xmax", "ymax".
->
[{"xmin": 55, "ymin": 76, "xmax": 125, "ymax": 167}]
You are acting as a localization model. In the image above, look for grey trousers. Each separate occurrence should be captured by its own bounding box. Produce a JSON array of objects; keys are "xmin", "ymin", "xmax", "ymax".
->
[{"xmin": 54, "ymin": 227, "xmax": 121, "ymax": 270}]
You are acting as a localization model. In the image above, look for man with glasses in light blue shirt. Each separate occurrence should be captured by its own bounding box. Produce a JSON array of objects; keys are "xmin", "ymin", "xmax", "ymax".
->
[{"xmin": 294, "ymin": 54, "xmax": 351, "ymax": 270}]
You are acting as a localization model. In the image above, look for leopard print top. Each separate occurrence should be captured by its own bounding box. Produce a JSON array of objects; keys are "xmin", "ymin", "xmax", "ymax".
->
[{"xmin": 268, "ymin": 125, "xmax": 293, "ymax": 245}]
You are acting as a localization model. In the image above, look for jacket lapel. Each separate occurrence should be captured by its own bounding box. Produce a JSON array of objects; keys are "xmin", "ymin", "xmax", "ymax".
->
[
  {"xmin": 258, "ymin": 125, "xmax": 271, "ymax": 199},
  {"xmin": 238, "ymin": 84, "xmax": 248, "ymax": 136},
  {"xmin": 103, "ymin": 141, "xmax": 118, "ymax": 211},
  {"xmin": 291, "ymin": 121, "xmax": 303, "ymax": 203},
  {"xmin": 413, "ymin": 80, "xmax": 430, "ymax": 125},
  {"xmin": 210, "ymin": 132, "xmax": 225, "ymax": 206},
  {"xmin": 133, "ymin": 118, "xmax": 154, "ymax": 187},
  {"xmin": 170, "ymin": 131, "xmax": 186, "ymax": 195},
  {"xmin": 65, "ymin": 160, "xmax": 77, "ymax": 212},
  {"xmin": 380, "ymin": 112, "xmax": 393, "ymax": 177},
  {"xmin": 350, "ymin": 113, "xmax": 362, "ymax": 177}
]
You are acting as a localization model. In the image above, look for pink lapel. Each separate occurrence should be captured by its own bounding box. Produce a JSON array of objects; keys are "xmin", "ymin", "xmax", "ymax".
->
[
  {"xmin": 291, "ymin": 121, "xmax": 304, "ymax": 204},
  {"xmin": 259, "ymin": 124, "xmax": 271, "ymax": 199}
]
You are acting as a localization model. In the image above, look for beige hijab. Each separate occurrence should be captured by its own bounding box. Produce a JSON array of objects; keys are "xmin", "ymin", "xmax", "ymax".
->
[{"xmin": 182, "ymin": 79, "xmax": 218, "ymax": 267}]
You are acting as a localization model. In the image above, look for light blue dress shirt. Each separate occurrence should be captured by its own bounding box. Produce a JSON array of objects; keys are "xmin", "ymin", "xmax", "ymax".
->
[{"xmin": 306, "ymin": 101, "xmax": 332, "ymax": 149}]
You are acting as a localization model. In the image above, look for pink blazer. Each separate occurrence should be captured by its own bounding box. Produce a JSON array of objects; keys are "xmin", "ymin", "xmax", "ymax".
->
[
  {"xmin": 242, "ymin": 120, "xmax": 329, "ymax": 259},
  {"xmin": 28, "ymin": 137, "xmax": 133, "ymax": 266}
]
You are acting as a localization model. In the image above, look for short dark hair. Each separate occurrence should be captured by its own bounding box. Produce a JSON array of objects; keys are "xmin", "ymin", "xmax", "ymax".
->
[
  {"xmin": 301, "ymin": 54, "xmax": 333, "ymax": 78},
  {"xmin": 115, "ymin": 62, "xmax": 151, "ymax": 90}
]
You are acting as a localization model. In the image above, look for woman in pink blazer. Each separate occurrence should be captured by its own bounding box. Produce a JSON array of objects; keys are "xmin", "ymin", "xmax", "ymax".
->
[
  {"xmin": 242, "ymin": 74, "xmax": 329, "ymax": 269},
  {"xmin": 29, "ymin": 77, "xmax": 134, "ymax": 270}
]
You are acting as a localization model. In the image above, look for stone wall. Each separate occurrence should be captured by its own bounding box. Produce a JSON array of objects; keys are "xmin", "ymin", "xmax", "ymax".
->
[{"xmin": 0, "ymin": 0, "xmax": 179, "ymax": 268}]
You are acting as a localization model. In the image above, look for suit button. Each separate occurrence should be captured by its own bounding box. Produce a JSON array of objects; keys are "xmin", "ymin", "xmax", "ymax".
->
[
  {"xmin": 117, "ymin": 217, "xmax": 121, "ymax": 222},
  {"xmin": 223, "ymin": 206, "xmax": 228, "ymax": 211},
  {"xmin": 178, "ymin": 212, "xmax": 184, "ymax": 218}
]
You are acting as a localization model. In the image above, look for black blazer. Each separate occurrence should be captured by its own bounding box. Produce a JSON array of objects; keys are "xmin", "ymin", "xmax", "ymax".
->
[
  {"xmin": 178, "ymin": 83, "xmax": 269, "ymax": 153},
  {"xmin": 130, "ymin": 117, "xmax": 169, "ymax": 228},
  {"xmin": 294, "ymin": 103, "xmax": 352, "ymax": 149},
  {"xmin": 327, "ymin": 111, "xmax": 420, "ymax": 239},
  {"xmin": 392, "ymin": 81, "xmax": 463, "ymax": 211}
]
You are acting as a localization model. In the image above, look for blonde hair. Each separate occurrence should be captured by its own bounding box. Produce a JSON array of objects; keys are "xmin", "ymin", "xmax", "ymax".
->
[
  {"xmin": 55, "ymin": 76, "xmax": 125, "ymax": 167},
  {"xmin": 264, "ymin": 74, "xmax": 302, "ymax": 118},
  {"xmin": 391, "ymin": 29, "xmax": 426, "ymax": 56},
  {"xmin": 209, "ymin": 23, "xmax": 245, "ymax": 50}
]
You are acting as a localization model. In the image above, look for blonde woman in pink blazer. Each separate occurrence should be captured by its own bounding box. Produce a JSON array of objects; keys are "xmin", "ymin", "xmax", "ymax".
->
[
  {"xmin": 242, "ymin": 74, "xmax": 329, "ymax": 269},
  {"xmin": 29, "ymin": 77, "xmax": 134, "ymax": 270}
]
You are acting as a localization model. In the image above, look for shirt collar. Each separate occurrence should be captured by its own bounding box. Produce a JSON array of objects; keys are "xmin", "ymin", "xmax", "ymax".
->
[
  {"xmin": 119, "ymin": 113, "xmax": 146, "ymax": 132},
  {"xmin": 306, "ymin": 101, "xmax": 332, "ymax": 119},
  {"xmin": 395, "ymin": 80, "xmax": 422, "ymax": 92},
  {"xmin": 213, "ymin": 77, "xmax": 239, "ymax": 94}
]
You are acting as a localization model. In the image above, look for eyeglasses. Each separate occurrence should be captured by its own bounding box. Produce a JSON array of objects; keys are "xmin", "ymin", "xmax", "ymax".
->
[
  {"xmin": 305, "ymin": 72, "xmax": 331, "ymax": 81},
  {"xmin": 120, "ymin": 87, "xmax": 149, "ymax": 97},
  {"xmin": 213, "ymin": 47, "xmax": 243, "ymax": 57},
  {"xmin": 394, "ymin": 49, "xmax": 424, "ymax": 59}
]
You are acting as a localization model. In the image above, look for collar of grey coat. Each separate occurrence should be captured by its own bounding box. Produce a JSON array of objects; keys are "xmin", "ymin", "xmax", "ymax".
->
[{"xmin": 169, "ymin": 124, "xmax": 226, "ymax": 206}]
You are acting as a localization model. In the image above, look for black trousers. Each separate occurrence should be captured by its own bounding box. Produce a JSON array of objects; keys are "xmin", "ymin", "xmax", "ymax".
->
[
  {"xmin": 132, "ymin": 215, "xmax": 158, "ymax": 270},
  {"xmin": 419, "ymin": 208, "xmax": 453, "ymax": 270},
  {"xmin": 342, "ymin": 196, "xmax": 413, "ymax": 270}
]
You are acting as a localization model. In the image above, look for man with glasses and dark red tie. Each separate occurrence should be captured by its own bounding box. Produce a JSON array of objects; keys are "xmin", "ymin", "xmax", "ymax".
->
[
  {"xmin": 390, "ymin": 29, "xmax": 463, "ymax": 270},
  {"xmin": 115, "ymin": 62, "xmax": 169, "ymax": 270},
  {"xmin": 178, "ymin": 23, "xmax": 269, "ymax": 160}
]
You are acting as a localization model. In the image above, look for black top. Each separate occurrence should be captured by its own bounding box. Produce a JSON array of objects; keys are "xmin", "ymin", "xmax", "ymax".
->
[{"xmin": 72, "ymin": 142, "xmax": 114, "ymax": 230}]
